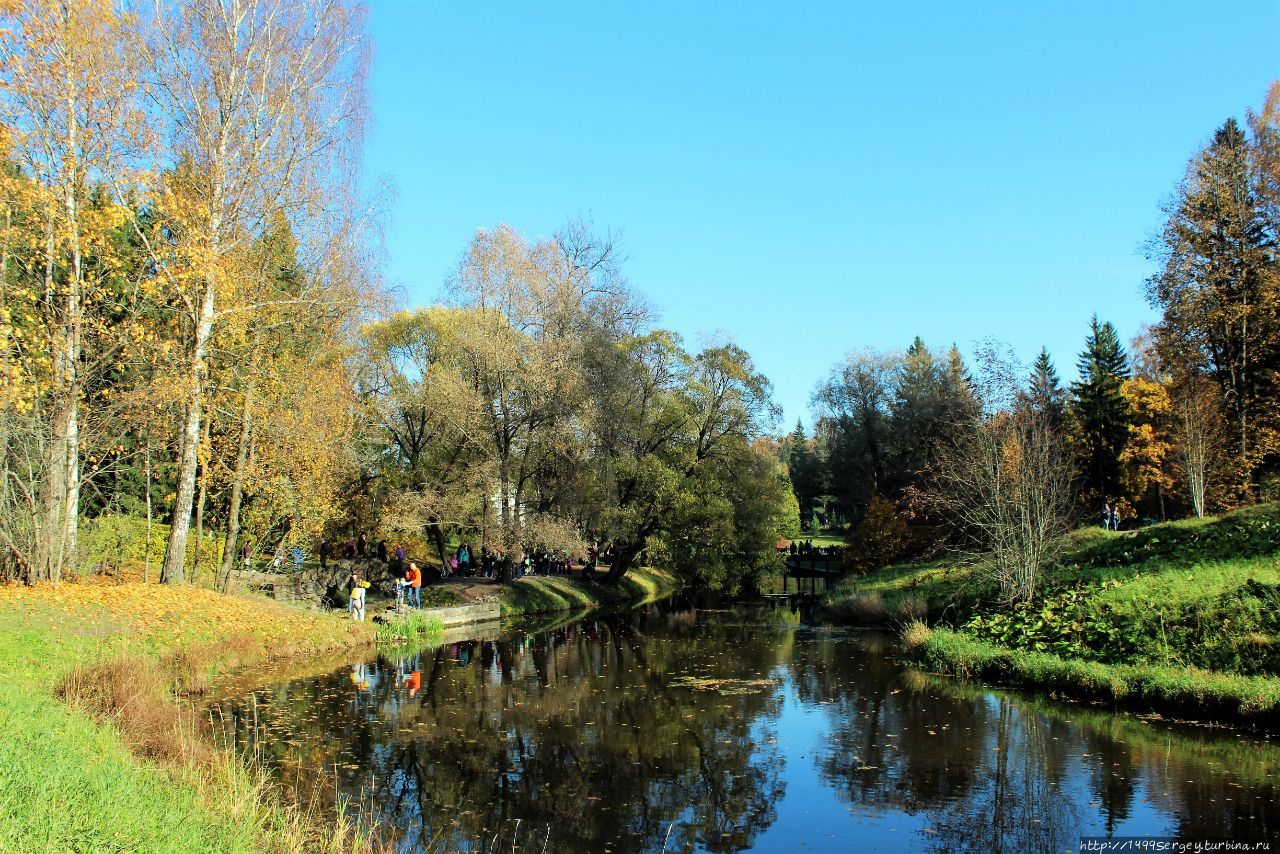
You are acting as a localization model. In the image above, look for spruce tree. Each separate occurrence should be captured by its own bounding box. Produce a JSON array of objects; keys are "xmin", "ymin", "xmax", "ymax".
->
[
  {"xmin": 787, "ymin": 420, "xmax": 823, "ymax": 530},
  {"xmin": 892, "ymin": 337, "xmax": 940, "ymax": 482},
  {"xmin": 1070, "ymin": 316, "xmax": 1132, "ymax": 508},
  {"xmin": 1027, "ymin": 347, "xmax": 1066, "ymax": 427},
  {"xmin": 939, "ymin": 345, "xmax": 979, "ymax": 425}
]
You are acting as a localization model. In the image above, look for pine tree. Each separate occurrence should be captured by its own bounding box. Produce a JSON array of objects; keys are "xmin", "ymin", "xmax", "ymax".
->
[
  {"xmin": 1070, "ymin": 316, "xmax": 1132, "ymax": 509},
  {"xmin": 1027, "ymin": 347, "xmax": 1066, "ymax": 427}
]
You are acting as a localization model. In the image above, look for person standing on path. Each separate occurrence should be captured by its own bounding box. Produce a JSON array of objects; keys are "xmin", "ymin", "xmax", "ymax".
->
[
  {"xmin": 405, "ymin": 562, "xmax": 422, "ymax": 608},
  {"xmin": 319, "ymin": 536, "xmax": 329, "ymax": 569},
  {"xmin": 347, "ymin": 570, "xmax": 367, "ymax": 621}
]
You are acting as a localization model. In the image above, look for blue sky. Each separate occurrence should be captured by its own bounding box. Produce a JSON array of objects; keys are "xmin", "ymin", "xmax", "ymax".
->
[{"xmin": 362, "ymin": 0, "xmax": 1280, "ymax": 428}]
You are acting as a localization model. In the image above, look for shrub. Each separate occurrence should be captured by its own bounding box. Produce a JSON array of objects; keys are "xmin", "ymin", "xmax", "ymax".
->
[
  {"xmin": 901, "ymin": 620, "xmax": 932, "ymax": 649},
  {"xmin": 844, "ymin": 496, "xmax": 917, "ymax": 574}
]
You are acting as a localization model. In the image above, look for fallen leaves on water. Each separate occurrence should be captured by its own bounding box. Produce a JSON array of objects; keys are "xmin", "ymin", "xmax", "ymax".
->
[{"xmin": 668, "ymin": 675, "xmax": 779, "ymax": 695}]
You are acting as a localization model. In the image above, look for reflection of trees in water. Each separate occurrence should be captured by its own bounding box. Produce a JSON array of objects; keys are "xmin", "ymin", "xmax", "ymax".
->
[
  {"xmin": 216, "ymin": 611, "xmax": 1280, "ymax": 852},
  {"xmin": 908, "ymin": 671, "xmax": 1280, "ymax": 846},
  {"xmin": 790, "ymin": 633, "xmax": 1075, "ymax": 852},
  {"xmin": 218, "ymin": 606, "xmax": 789, "ymax": 853},
  {"xmin": 920, "ymin": 701, "xmax": 1079, "ymax": 854},
  {"xmin": 788, "ymin": 632, "xmax": 1280, "ymax": 851}
]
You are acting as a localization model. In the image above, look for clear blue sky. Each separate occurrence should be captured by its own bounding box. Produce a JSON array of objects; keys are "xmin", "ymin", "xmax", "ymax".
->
[{"xmin": 362, "ymin": 0, "xmax": 1279, "ymax": 429}]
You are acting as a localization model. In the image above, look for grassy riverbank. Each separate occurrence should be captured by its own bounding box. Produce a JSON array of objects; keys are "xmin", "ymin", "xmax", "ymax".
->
[
  {"xmin": 499, "ymin": 566, "xmax": 682, "ymax": 617},
  {"xmin": 824, "ymin": 503, "xmax": 1280, "ymax": 724},
  {"xmin": 0, "ymin": 562, "xmax": 680, "ymax": 850},
  {"xmin": 0, "ymin": 580, "xmax": 374, "ymax": 852}
]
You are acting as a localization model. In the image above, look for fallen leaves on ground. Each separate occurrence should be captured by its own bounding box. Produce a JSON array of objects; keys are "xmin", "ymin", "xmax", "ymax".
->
[{"xmin": 0, "ymin": 579, "xmax": 371, "ymax": 661}]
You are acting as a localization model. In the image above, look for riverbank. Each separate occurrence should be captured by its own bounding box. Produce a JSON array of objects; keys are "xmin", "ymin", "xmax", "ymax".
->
[
  {"xmin": 0, "ymin": 580, "xmax": 374, "ymax": 852},
  {"xmin": 499, "ymin": 565, "xmax": 682, "ymax": 617},
  {"xmin": 376, "ymin": 565, "xmax": 682, "ymax": 619},
  {"xmin": 822, "ymin": 503, "xmax": 1280, "ymax": 726},
  {"xmin": 0, "ymin": 564, "xmax": 682, "ymax": 850}
]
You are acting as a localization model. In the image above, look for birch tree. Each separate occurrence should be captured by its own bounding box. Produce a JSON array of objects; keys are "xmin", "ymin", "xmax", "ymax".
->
[
  {"xmin": 139, "ymin": 0, "xmax": 368, "ymax": 583},
  {"xmin": 0, "ymin": 0, "xmax": 142, "ymax": 581}
]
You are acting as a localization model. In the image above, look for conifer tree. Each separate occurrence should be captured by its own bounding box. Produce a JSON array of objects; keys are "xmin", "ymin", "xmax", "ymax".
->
[
  {"xmin": 1070, "ymin": 316, "xmax": 1132, "ymax": 509},
  {"xmin": 786, "ymin": 420, "xmax": 823, "ymax": 531},
  {"xmin": 939, "ymin": 345, "xmax": 979, "ymax": 425},
  {"xmin": 1026, "ymin": 347, "xmax": 1066, "ymax": 427}
]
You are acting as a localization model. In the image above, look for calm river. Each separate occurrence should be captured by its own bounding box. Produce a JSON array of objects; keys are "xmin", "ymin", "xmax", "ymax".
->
[{"xmin": 211, "ymin": 601, "xmax": 1279, "ymax": 852}]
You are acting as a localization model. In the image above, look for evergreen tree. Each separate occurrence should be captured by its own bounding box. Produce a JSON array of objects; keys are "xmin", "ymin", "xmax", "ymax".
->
[
  {"xmin": 891, "ymin": 337, "xmax": 940, "ymax": 482},
  {"xmin": 786, "ymin": 420, "xmax": 824, "ymax": 530},
  {"xmin": 1026, "ymin": 347, "xmax": 1066, "ymax": 427},
  {"xmin": 938, "ymin": 345, "xmax": 980, "ymax": 425},
  {"xmin": 1070, "ymin": 316, "xmax": 1132, "ymax": 509}
]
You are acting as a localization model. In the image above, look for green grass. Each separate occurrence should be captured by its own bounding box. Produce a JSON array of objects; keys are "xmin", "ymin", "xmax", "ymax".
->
[
  {"xmin": 0, "ymin": 582, "xmax": 374, "ymax": 852},
  {"xmin": 825, "ymin": 504, "xmax": 1280, "ymax": 723},
  {"xmin": 374, "ymin": 610, "xmax": 445, "ymax": 645},
  {"xmin": 499, "ymin": 566, "xmax": 681, "ymax": 617},
  {"xmin": 905, "ymin": 624, "xmax": 1280, "ymax": 724},
  {"xmin": 788, "ymin": 527, "xmax": 846, "ymax": 548},
  {"xmin": 0, "ymin": 676, "xmax": 268, "ymax": 852}
]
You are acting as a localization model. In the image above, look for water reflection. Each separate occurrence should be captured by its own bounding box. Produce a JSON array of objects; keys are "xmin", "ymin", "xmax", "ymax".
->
[{"xmin": 212, "ymin": 604, "xmax": 1280, "ymax": 852}]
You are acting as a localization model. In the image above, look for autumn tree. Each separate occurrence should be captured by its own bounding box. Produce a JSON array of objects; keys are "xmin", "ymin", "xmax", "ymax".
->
[
  {"xmin": 1118, "ymin": 376, "xmax": 1175, "ymax": 522},
  {"xmin": 1171, "ymin": 372, "xmax": 1226, "ymax": 518},
  {"xmin": 0, "ymin": 0, "xmax": 144, "ymax": 581},
  {"xmin": 357, "ymin": 306, "xmax": 494, "ymax": 574},
  {"xmin": 933, "ymin": 352, "xmax": 1075, "ymax": 604},
  {"xmin": 1147, "ymin": 117, "xmax": 1279, "ymax": 502},
  {"xmin": 136, "ymin": 0, "xmax": 369, "ymax": 584}
]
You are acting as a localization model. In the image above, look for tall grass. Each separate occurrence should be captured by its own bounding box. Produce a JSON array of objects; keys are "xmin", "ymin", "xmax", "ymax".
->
[
  {"xmin": 375, "ymin": 610, "xmax": 445, "ymax": 644},
  {"xmin": 54, "ymin": 649, "xmax": 376, "ymax": 852}
]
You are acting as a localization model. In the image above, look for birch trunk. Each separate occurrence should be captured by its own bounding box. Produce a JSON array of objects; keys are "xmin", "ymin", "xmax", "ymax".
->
[
  {"xmin": 162, "ymin": 271, "xmax": 216, "ymax": 583},
  {"xmin": 192, "ymin": 416, "xmax": 210, "ymax": 584}
]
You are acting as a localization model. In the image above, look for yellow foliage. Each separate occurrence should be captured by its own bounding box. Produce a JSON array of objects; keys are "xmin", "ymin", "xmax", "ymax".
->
[{"xmin": 1120, "ymin": 377, "xmax": 1176, "ymax": 517}]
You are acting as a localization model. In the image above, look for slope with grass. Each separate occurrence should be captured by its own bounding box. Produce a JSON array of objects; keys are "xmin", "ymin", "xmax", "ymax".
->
[
  {"xmin": 823, "ymin": 504, "xmax": 1280, "ymax": 724},
  {"xmin": 0, "ymin": 580, "xmax": 375, "ymax": 852},
  {"xmin": 499, "ymin": 566, "xmax": 682, "ymax": 617}
]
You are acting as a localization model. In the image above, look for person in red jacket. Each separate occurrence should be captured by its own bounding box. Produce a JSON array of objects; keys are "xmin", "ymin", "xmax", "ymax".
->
[{"xmin": 404, "ymin": 562, "xmax": 422, "ymax": 608}]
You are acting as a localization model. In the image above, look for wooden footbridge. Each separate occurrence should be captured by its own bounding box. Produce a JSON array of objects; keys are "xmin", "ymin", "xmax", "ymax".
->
[{"xmin": 776, "ymin": 552, "xmax": 844, "ymax": 594}]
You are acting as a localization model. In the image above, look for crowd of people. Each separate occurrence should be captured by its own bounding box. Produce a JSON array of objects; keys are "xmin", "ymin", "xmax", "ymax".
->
[{"xmin": 782, "ymin": 540, "xmax": 842, "ymax": 560}]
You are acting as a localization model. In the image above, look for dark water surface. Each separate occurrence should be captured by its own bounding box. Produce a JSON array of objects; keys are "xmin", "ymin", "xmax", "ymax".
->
[{"xmin": 211, "ymin": 602, "xmax": 1280, "ymax": 852}]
